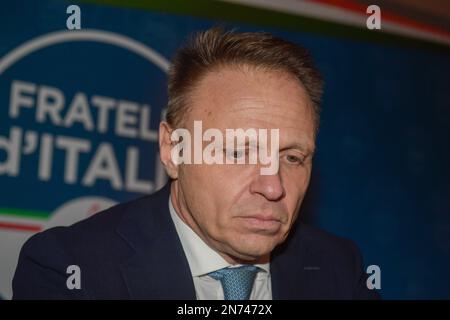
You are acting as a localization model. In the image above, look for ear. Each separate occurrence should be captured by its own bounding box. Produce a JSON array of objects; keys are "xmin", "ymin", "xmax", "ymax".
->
[{"xmin": 159, "ymin": 121, "xmax": 179, "ymax": 179}]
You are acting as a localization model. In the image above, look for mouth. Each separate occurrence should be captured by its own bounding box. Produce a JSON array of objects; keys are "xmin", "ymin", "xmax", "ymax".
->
[{"xmin": 238, "ymin": 215, "xmax": 282, "ymax": 233}]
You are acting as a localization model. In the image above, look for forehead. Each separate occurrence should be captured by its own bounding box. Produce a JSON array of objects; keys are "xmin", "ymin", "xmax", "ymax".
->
[{"xmin": 186, "ymin": 66, "xmax": 316, "ymax": 149}]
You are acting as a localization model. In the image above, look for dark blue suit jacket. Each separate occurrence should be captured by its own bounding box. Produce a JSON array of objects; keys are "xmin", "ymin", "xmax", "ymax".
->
[{"xmin": 13, "ymin": 183, "xmax": 380, "ymax": 299}]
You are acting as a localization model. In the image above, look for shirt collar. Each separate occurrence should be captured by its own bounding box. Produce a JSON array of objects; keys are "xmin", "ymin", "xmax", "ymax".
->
[{"xmin": 168, "ymin": 194, "xmax": 270, "ymax": 277}]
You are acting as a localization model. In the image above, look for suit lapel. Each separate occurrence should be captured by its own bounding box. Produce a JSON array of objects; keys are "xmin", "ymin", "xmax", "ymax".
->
[{"xmin": 116, "ymin": 183, "xmax": 196, "ymax": 299}]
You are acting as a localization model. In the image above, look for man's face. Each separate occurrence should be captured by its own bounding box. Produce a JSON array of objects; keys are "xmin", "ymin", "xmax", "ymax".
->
[{"xmin": 163, "ymin": 65, "xmax": 316, "ymax": 263}]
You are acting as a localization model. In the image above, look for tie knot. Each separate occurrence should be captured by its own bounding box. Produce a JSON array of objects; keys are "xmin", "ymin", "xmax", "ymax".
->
[{"xmin": 208, "ymin": 265, "xmax": 260, "ymax": 300}]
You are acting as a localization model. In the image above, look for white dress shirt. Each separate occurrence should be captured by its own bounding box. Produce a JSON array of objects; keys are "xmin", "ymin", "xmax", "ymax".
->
[{"xmin": 168, "ymin": 195, "xmax": 272, "ymax": 300}]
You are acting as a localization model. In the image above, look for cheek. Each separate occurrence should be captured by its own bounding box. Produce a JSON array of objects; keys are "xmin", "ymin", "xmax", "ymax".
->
[{"xmin": 181, "ymin": 166, "xmax": 239, "ymax": 224}]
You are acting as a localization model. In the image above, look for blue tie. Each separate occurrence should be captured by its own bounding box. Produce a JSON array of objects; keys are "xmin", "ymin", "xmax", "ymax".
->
[{"xmin": 208, "ymin": 265, "xmax": 260, "ymax": 300}]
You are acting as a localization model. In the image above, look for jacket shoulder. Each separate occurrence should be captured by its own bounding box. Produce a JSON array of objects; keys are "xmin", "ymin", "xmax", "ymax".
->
[
  {"xmin": 27, "ymin": 193, "xmax": 153, "ymax": 252},
  {"xmin": 12, "ymin": 193, "xmax": 158, "ymax": 299}
]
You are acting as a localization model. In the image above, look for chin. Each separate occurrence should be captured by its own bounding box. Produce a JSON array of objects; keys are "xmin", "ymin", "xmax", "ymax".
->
[{"xmin": 229, "ymin": 234, "xmax": 280, "ymax": 260}]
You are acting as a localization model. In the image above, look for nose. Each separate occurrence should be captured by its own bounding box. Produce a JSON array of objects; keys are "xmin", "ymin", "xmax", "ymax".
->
[{"xmin": 249, "ymin": 171, "xmax": 285, "ymax": 201}]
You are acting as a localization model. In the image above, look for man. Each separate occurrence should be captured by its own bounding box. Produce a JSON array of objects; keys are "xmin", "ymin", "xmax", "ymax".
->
[{"xmin": 13, "ymin": 27, "xmax": 379, "ymax": 299}]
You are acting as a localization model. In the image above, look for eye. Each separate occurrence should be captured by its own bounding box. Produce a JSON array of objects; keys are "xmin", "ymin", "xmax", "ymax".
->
[
  {"xmin": 285, "ymin": 154, "xmax": 305, "ymax": 165},
  {"xmin": 226, "ymin": 149, "xmax": 246, "ymax": 159}
]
